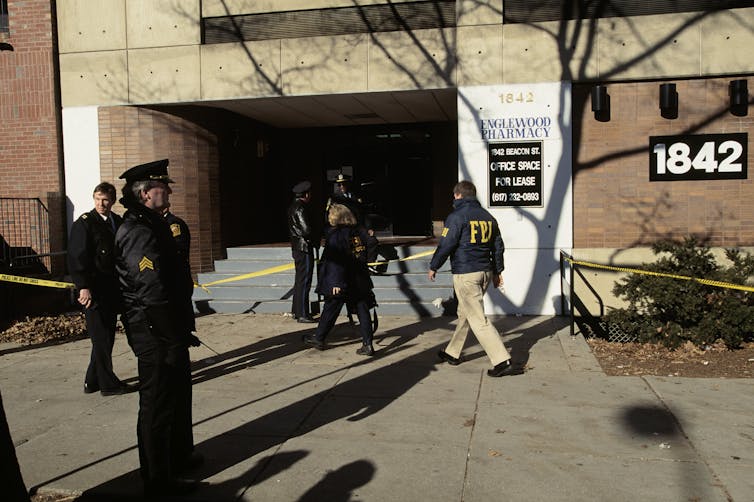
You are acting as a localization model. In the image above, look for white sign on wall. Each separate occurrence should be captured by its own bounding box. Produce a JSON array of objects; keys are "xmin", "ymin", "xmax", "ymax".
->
[{"xmin": 457, "ymin": 83, "xmax": 573, "ymax": 315}]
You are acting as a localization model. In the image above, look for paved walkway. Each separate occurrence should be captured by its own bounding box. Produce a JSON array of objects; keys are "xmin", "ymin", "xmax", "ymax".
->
[{"xmin": 1, "ymin": 313, "xmax": 752, "ymax": 501}]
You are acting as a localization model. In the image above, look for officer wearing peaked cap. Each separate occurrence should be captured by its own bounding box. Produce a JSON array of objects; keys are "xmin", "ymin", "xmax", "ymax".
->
[
  {"xmin": 288, "ymin": 180, "xmax": 320, "ymax": 322},
  {"xmin": 119, "ymin": 158, "xmax": 175, "ymax": 183},
  {"xmin": 113, "ymin": 159, "xmax": 201, "ymax": 497}
]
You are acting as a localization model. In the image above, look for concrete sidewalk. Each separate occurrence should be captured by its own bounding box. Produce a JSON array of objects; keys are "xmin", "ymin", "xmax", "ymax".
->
[{"xmin": 0, "ymin": 313, "xmax": 752, "ymax": 501}]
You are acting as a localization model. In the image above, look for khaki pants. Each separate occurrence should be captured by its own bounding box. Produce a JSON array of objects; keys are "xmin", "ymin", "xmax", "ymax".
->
[{"xmin": 445, "ymin": 271, "xmax": 511, "ymax": 366}]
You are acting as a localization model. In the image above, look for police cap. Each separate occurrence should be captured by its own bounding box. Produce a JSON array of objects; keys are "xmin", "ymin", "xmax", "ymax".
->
[
  {"xmin": 119, "ymin": 159, "xmax": 174, "ymax": 184},
  {"xmin": 334, "ymin": 174, "xmax": 351, "ymax": 184},
  {"xmin": 292, "ymin": 180, "xmax": 311, "ymax": 194}
]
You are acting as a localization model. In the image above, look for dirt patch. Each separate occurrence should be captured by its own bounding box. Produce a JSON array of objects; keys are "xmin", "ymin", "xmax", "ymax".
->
[
  {"xmin": 587, "ymin": 338, "xmax": 754, "ymax": 378},
  {"xmin": 0, "ymin": 312, "xmax": 87, "ymax": 346}
]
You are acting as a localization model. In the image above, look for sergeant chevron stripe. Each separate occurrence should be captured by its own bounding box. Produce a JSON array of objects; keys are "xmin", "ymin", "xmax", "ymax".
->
[{"xmin": 139, "ymin": 256, "xmax": 154, "ymax": 271}]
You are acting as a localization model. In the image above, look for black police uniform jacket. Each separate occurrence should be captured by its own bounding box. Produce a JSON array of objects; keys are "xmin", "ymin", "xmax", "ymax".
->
[
  {"xmin": 68, "ymin": 209, "xmax": 123, "ymax": 308},
  {"xmin": 114, "ymin": 200, "xmax": 193, "ymax": 335},
  {"xmin": 288, "ymin": 197, "xmax": 317, "ymax": 253},
  {"xmin": 429, "ymin": 197, "xmax": 505, "ymax": 274},
  {"xmin": 315, "ymin": 225, "xmax": 375, "ymax": 305}
]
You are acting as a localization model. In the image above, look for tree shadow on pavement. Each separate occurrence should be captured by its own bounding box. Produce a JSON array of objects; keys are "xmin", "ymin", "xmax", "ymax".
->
[
  {"xmin": 70, "ymin": 314, "xmax": 559, "ymax": 500},
  {"xmin": 620, "ymin": 405, "xmax": 719, "ymax": 502},
  {"xmin": 75, "ymin": 316, "xmax": 450, "ymax": 500}
]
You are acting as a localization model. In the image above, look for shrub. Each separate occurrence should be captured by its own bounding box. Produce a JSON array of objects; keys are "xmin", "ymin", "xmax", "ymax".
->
[{"xmin": 604, "ymin": 237, "xmax": 754, "ymax": 349}]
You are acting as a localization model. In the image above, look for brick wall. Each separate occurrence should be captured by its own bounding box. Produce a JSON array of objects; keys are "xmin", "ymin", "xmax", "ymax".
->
[
  {"xmin": 574, "ymin": 77, "xmax": 754, "ymax": 248},
  {"xmin": 0, "ymin": 0, "xmax": 64, "ymax": 272},
  {"xmin": 98, "ymin": 106, "xmax": 223, "ymax": 275}
]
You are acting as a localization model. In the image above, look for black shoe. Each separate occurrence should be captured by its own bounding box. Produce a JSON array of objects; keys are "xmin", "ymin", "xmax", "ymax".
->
[
  {"xmin": 83, "ymin": 383, "xmax": 100, "ymax": 394},
  {"xmin": 175, "ymin": 451, "xmax": 204, "ymax": 474},
  {"xmin": 356, "ymin": 344, "xmax": 374, "ymax": 356},
  {"xmin": 487, "ymin": 360, "xmax": 516, "ymax": 378},
  {"xmin": 437, "ymin": 350, "xmax": 462, "ymax": 366},
  {"xmin": 297, "ymin": 316, "xmax": 317, "ymax": 324},
  {"xmin": 302, "ymin": 334, "xmax": 325, "ymax": 351},
  {"xmin": 101, "ymin": 383, "xmax": 136, "ymax": 396},
  {"xmin": 145, "ymin": 477, "xmax": 200, "ymax": 498}
]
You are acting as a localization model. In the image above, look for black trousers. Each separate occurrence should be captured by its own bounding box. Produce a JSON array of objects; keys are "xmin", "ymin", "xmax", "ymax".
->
[
  {"xmin": 292, "ymin": 247, "xmax": 314, "ymax": 318},
  {"xmin": 83, "ymin": 302, "xmax": 122, "ymax": 391},
  {"xmin": 170, "ymin": 340, "xmax": 194, "ymax": 466},
  {"xmin": 314, "ymin": 296, "xmax": 373, "ymax": 346},
  {"xmin": 126, "ymin": 307, "xmax": 192, "ymax": 489}
]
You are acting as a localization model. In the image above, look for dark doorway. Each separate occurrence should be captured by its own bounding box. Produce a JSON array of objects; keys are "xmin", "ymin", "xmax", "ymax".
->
[{"xmin": 315, "ymin": 123, "xmax": 451, "ymax": 237}]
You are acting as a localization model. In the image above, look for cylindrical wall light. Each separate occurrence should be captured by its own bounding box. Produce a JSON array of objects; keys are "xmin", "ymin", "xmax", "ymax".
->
[
  {"xmin": 591, "ymin": 85, "xmax": 610, "ymax": 122},
  {"xmin": 659, "ymin": 83, "xmax": 678, "ymax": 119},
  {"xmin": 729, "ymin": 79, "xmax": 748, "ymax": 117}
]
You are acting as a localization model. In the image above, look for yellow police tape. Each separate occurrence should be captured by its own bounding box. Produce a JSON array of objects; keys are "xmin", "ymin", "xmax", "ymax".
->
[
  {"xmin": 0, "ymin": 250, "xmax": 437, "ymax": 292},
  {"xmin": 197, "ymin": 249, "xmax": 436, "ymax": 291},
  {"xmin": 563, "ymin": 257, "xmax": 754, "ymax": 293},
  {"xmin": 0, "ymin": 273, "xmax": 74, "ymax": 289}
]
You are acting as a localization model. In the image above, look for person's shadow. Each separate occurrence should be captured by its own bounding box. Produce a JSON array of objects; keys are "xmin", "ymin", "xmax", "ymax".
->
[{"xmin": 298, "ymin": 459, "xmax": 375, "ymax": 502}]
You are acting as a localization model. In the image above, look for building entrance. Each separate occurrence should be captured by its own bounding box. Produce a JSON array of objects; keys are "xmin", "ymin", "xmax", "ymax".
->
[{"xmin": 282, "ymin": 122, "xmax": 456, "ymax": 239}]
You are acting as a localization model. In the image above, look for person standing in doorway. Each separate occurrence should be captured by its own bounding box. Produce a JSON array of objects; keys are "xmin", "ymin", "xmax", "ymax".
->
[
  {"xmin": 68, "ymin": 182, "xmax": 132, "ymax": 396},
  {"xmin": 428, "ymin": 180, "xmax": 516, "ymax": 378},
  {"xmin": 288, "ymin": 180, "xmax": 319, "ymax": 323}
]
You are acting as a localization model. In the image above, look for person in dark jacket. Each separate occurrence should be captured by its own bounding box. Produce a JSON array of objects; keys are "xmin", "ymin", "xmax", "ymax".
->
[
  {"xmin": 114, "ymin": 159, "xmax": 201, "ymax": 498},
  {"xmin": 68, "ymin": 182, "xmax": 132, "ymax": 396},
  {"xmin": 288, "ymin": 180, "xmax": 318, "ymax": 323},
  {"xmin": 304, "ymin": 204, "xmax": 376, "ymax": 356},
  {"xmin": 428, "ymin": 180, "xmax": 515, "ymax": 378}
]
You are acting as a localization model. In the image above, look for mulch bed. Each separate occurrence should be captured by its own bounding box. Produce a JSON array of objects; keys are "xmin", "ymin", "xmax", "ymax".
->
[{"xmin": 587, "ymin": 338, "xmax": 754, "ymax": 378}]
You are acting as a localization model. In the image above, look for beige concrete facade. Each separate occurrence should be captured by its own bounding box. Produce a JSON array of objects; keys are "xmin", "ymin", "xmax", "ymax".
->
[{"xmin": 57, "ymin": 2, "xmax": 754, "ymax": 108}]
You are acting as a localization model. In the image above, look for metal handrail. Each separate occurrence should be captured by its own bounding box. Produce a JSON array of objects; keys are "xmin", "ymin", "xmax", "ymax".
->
[{"xmin": 560, "ymin": 250, "xmax": 605, "ymax": 337}]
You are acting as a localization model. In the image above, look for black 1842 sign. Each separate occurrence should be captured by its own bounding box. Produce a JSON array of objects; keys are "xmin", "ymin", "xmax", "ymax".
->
[
  {"xmin": 649, "ymin": 133, "xmax": 748, "ymax": 181},
  {"xmin": 488, "ymin": 141, "xmax": 543, "ymax": 207}
]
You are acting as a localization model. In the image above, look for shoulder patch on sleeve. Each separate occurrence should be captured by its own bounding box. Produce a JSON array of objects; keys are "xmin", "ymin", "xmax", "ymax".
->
[{"xmin": 170, "ymin": 223, "xmax": 181, "ymax": 238}]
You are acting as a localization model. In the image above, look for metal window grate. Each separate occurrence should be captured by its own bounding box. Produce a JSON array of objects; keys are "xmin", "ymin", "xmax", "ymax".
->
[
  {"xmin": 203, "ymin": 0, "xmax": 456, "ymax": 44},
  {"xmin": 503, "ymin": 0, "xmax": 754, "ymax": 24},
  {"xmin": 0, "ymin": 198, "xmax": 52, "ymax": 273}
]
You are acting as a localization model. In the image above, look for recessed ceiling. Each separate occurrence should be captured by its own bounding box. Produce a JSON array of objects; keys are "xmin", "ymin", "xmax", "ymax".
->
[{"xmin": 192, "ymin": 88, "xmax": 457, "ymax": 128}]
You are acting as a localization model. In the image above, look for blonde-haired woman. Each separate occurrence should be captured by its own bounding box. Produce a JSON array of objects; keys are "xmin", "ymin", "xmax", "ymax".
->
[{"xmin": 303, "ymin": 204, "xmax": 376, "ymax": 355}]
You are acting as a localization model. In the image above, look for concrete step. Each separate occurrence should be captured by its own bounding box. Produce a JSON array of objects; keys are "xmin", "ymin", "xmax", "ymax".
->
[
  {"xmin": 210, "ymin": 256, "xmax": 446, "ymax": 274},
  {"xmin": 193, "ymin": 284, "xmax": 453, "ymax": 302},
  {"xmin": 193, "ymin": 298, "xmax": 452, "ymax": 317},
  {"xmin": 193, "ymin": 245, "xmax": 454, "ymax": 318},
  {"xmin": 196, "ymin": 271, "xmax": 452, "ymax": 289}
]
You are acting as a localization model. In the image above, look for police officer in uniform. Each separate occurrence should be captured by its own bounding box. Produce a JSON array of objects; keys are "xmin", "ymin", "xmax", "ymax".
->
[
  {"xmin": 114, "ymin": 159, "xmax": 200, "ymax": 497},
  {"xmin": 325, "ymin": 173, "xmax": 363, "ymax": 227},
  {"xmin": 288, "ymin": 180, "xmax": 318, "ymax": 323},
  {"xmin": 68, "ymin": 182, "xmax": 132, "ymax": 395},
  {"xmin": 428, "ymin": 180, "xmax": 516, "ymax": 378}
]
